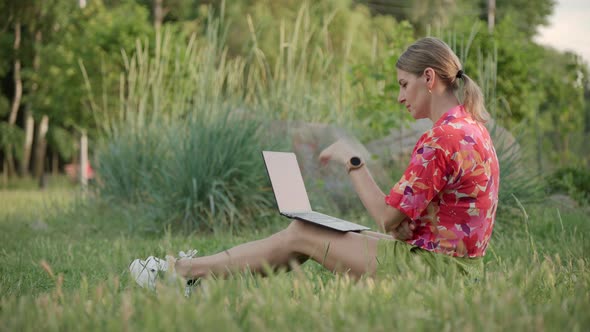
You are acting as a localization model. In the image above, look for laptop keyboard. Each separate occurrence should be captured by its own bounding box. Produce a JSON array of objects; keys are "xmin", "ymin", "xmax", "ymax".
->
[{"xmin": 282, "ymin": 211, "xmax": 369, "ymax": 231}]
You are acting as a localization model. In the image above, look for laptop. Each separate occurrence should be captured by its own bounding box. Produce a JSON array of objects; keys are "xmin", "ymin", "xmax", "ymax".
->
[{"xmin": 262, "ymin": 151, "xmax": 370, "ymax": 232}]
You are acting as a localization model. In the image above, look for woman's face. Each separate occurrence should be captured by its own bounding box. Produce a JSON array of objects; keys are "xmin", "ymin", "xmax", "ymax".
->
[{"xmin": 396, "ymin": 68, "xmax": 430, "ymax": 120}]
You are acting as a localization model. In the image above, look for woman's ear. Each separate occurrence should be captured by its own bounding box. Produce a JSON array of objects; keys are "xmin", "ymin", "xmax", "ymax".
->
[{"xmin": 423, "ymin": 67, "xmax": 435, "ymax": 89}]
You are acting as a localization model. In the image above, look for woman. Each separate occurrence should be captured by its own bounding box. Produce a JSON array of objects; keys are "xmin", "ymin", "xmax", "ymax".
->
[{"xmin": 130, "ymin": 37, "xmax": 499, "ymax": 290}]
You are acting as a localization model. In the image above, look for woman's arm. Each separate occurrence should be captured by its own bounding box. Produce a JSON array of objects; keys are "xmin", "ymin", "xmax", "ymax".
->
[
  {"xmin": 347, "ymin": 166, "xmax": 407, "ymax": 232},
  {"xmin": 319, "ymin": 140, "xmax": 408, "ymax": 232}
]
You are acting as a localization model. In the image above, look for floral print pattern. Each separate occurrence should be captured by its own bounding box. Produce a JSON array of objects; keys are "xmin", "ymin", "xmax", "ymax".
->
[{"xmin": 385, "ymin": 105, "xmax": 500, "ymax": 257}]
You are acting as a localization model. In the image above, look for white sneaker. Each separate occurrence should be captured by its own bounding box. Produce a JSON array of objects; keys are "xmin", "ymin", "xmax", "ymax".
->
[
  {"xmin": 129, "ymin": 249, "xmax": 198, "ymax": 296},
  {"xmin": 129, "ymin": 256, "xmax": 169, "ymax": 291}
]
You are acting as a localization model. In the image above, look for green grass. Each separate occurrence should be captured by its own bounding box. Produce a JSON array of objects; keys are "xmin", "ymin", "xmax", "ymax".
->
[{"xmin": 0, "ymin": 189, "xmax": 589, "ymax": 331}]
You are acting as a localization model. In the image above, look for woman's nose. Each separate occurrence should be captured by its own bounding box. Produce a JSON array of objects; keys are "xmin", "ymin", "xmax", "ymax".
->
[{"xmin": 397, "ymin": 93, "xmax": 404, "ymax": 104}]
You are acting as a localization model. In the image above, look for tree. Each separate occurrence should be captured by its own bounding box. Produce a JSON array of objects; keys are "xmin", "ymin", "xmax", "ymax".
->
[
  {"xmin": 537, "ymin": 50, "xmax": 587, "ymax": 166},
  {"xmin": 490, "ymin": 0, "xmax": 555, "ymax": 37},
  {"xmin": 0, "ymin": 0, "xmax": 153, "ymax": 184},
  {"xmin": 0, "ymin": 0, "xmax": 40, "ymax": 178}
]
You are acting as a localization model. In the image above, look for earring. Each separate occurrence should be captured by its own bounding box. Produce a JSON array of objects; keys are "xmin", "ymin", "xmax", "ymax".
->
[{"xmin": 428, "ymin": 89, "xmax": 432, "ymax": 94}]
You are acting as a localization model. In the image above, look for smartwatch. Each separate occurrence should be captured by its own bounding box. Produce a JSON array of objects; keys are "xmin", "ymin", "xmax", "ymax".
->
[{"xmin": 346, "ymin": 156, "xmax": 365, "ymax": 173}]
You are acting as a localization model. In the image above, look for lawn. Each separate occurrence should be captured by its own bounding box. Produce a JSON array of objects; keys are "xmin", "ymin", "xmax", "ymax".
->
[{"xmin": 0, "ymin": 188, "xmax": 588, "ymax": 331}]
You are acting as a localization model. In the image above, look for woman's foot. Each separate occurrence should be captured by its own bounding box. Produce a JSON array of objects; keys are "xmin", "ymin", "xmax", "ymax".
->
[{"xmin": 173, "ymin": 255, "xmax": 194, "ymax": 279}]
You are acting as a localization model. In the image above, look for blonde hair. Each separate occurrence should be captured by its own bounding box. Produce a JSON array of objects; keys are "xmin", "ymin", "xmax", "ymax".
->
[{"xmin": 396, "ymin": 37, "xmax": 489, "ymax": 123}]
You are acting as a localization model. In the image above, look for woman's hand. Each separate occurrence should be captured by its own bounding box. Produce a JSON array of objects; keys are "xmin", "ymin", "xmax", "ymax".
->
[
  {"xmin": 319, "ymin": 139, "xmax": 359, "ymax": 166},
  {"xmin": 389, "ymin": 219, "xmax": 415, "ymax": 241}
]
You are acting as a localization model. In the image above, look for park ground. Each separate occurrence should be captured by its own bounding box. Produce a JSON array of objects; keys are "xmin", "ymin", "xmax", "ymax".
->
[{"xmin": 0, "ymin": 181, "xmax": 588, "ymax": 331}]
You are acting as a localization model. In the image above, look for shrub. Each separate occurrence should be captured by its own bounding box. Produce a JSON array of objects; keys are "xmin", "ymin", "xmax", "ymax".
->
[
  {"xmin": 488, "ymin": 122, "xmax": 545, "ymax": 219},
  {"xmin": 97, "ymin": 111, "xmax": 281, "ymax": 232},
  {"xmin": 546, "ymin": 166, "xmax": 590, "ymax": 205}
]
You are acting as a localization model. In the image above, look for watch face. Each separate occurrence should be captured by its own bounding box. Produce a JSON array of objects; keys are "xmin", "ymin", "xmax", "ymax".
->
[{"xmin": 350, "ymin": 157, "xmax": 362, "ymax": 166}]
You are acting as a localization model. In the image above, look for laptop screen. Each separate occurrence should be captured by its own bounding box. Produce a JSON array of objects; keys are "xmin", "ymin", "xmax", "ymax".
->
[{"xmin": 262, "ymin": 151, "xmax": 312, "ymax": 213}]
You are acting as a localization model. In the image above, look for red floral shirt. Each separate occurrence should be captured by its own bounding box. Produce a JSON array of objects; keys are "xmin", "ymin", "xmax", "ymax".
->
[{"xmin": 385, "ymin": 105, "xmax": 500, "ymax": 257}]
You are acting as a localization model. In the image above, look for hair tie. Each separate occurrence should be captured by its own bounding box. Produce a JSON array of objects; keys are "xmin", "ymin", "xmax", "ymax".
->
[{"xmin": 456, "ymin": 70, "xmax": 464, "ymax": 79}]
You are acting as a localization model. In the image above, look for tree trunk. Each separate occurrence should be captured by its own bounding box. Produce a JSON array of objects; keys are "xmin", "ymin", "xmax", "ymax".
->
[
  {"xmin": 2, "ymin": 161, "xmax": 7, "ymax": 188},
  {"xmin": 488, "ymin": 0, "xmax": 496, "ymax": 33},
  {"xmin": 6, "ymin": 20, "xmax": 22, "ymax": 177},
  {"xmin": 34, "ymin": 115, "xmax": 49, "ymax": 187},
  {"xmin": 5, "ymin": 150, "xmax": 16, "ymax": 177},
  {"xmin": 52, "ymin": 150, "xmax": 59, "ymax": 176},
  {"xmin": 20, "ymin": 30, "xmax": 42, "ymax": 177},
  {"xmin": 20, "ymin": 112, "xmax": 35, "ymax": 176},
  {"xmin": 8, "ymin": 21, "xmax": 22, "ymax": 126}
]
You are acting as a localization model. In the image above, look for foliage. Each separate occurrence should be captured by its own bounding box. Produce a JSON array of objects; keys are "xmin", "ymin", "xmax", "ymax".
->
[
  {"xmin": 546, "ymin": 166, "xmax": 590, "ymax": 205},
  {"xmin": 46, "ymin": 127, "xmax": 76, "ymax": 161},
  {"xmin": 536, "ymin": 49, "xmax": 588, "ymax": 167},
  {"xmin": 0, "ymin": 122, "xmax": 24, "ymax": 160},
  {"xmin": 28, "ymin": 0, "xmax": 153, "ymax": 135},
  {"xmin": 359, "ymin": 0, "xmax": 478, "ymax": 36},
  {"xmin": 348, "ymin": 20, "xmax": 415, "ymax": 140},
  {"xmin": 490, "ymin": 122, "xmax": 545, "ymax": 219},
  {"xmin": 222, "ymin": 0, "xmax": 400, "ymax": 64},
  {"xmin": 0, "ymin": 0, "xmax": 153, "ymax": 173},
  {"xmin": 359, "ymin": 0, "xmax": 555, "ymax": 38},
  {"xmin": 447, "ymin": 15, "xmax": 589, "ymax": 170},
  {"xmin": 493, "ymin": 0, "xmax": 555, "ymax": 37},
  {"xmin": 216, "ymin": 0, "xmax": 416, "ymax": 133}
]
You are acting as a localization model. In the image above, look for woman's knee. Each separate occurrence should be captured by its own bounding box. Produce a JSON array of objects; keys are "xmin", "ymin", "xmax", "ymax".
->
[
  {"xmin": 285, "ymin": 220, "xmax": 345, "ymax": 252},
  {"xmin": 281, "ymin": 220, "xmax": 314, "ymax": 262},
  {"xmin": 285, "ymin": 220, "xmax": 306, "ymax": 242},
  {"xmin": 284, "ymin": 220, "xmax": 320, "ymax": 250}
]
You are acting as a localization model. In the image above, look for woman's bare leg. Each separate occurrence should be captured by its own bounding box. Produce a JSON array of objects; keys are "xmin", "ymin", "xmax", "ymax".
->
[{"xmin": 175, "ymin": 220, "xmax": 384, "ymax": 279}]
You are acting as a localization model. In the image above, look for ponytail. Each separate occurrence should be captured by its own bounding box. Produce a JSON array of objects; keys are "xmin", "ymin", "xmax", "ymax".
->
[{"xmin": 460, "ymin": 74, "xmax": 489, "ymax": 123}]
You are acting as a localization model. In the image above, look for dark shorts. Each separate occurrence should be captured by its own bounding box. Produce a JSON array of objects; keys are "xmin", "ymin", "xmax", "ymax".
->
[{"xmin": 375, "ymin": 239, "xmax": 483, "ymax": 281}]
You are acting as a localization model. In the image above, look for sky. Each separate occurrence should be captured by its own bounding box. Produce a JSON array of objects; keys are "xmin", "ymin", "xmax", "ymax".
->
[{"xmin": 535, "ymin": 0, "xmax": 590, "ymax": 64}]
